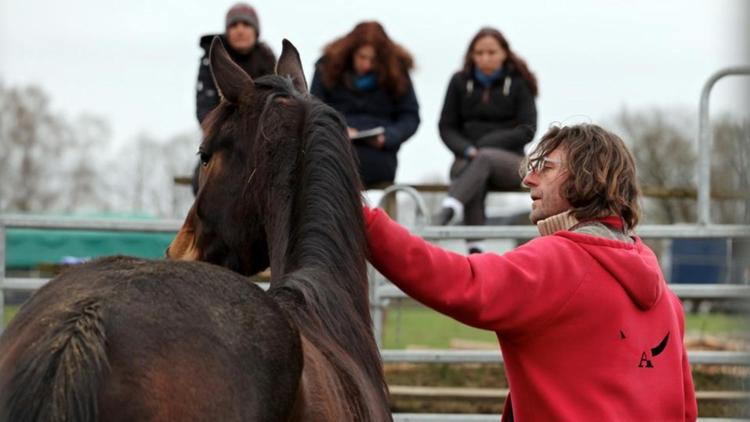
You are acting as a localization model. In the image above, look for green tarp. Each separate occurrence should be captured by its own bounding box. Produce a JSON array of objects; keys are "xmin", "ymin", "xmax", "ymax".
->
[
  {"xmin": 4, "ymin": 215, "xmax": 177, "ymax": 269},
  {"xmin": 6, "ymin": 229, "xmax": 176, "ymax": 269}
]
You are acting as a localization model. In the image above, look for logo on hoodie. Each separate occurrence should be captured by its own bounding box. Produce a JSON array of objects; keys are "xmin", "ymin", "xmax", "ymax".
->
[{"xmin": 637, "ymin": 331, "xmax": 670, "ymax": 368}]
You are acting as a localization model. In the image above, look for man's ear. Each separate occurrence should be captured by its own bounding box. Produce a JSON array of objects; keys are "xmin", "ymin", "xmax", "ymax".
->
[{"xmin": 209, "ymin": 36, "xmax": 254, "ymax": 103}]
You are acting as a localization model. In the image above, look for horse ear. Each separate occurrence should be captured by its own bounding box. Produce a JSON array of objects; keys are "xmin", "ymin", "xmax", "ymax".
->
[
  {"xmin": 209, "ymin": 36, "xmax": 253, "ymax": 104},
  {"xmin": 277, "ymin": 39, "xmax": 308, "ymax": 95}
]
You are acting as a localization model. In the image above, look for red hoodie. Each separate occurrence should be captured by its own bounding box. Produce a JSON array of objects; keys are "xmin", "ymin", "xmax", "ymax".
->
[{"xmin": 365, "ymin": 208, "xmax": 697, "ymax": 421}]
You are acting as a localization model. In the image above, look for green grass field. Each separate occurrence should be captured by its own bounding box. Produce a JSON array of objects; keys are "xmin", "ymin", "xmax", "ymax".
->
[
  {"xmin": 684, "ymin": 312, "xmax": 748, "ymax": 334},
  {"xmin": 382, "ymin": 302, "xmax": 749, "ymax": 349},
  {"xmin": 4, "ymin": 302, "xmax": 746, "ymax": 350},
  {"xmin": 4, "ymin": 305, "xmax": 18, "ymax": 326}
]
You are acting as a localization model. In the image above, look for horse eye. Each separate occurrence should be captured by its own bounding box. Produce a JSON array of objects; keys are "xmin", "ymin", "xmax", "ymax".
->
[{"xmin": 198, "ymin": 150, "xmax": 212, "ymax": 166}]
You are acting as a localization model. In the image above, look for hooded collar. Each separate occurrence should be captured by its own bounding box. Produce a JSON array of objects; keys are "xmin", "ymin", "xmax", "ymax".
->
[
  {"xmin": 540, "ymin": 210, "xmax": 661, "ymax": 311},
  {"xmin": 555, "ymin": 231, "xmax": 664, "ymax": 310}
]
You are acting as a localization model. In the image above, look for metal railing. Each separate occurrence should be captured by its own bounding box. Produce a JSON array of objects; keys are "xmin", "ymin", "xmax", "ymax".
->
[
  {"xmin": 7, "ymin": 276, "xmax": 748, "ymax": 364},
  {"xmin": 380, "ymin": 349, "xmax": 750, "ymax": 366},
  {"xmin": 391, "ymin": 415, "xmax": 746, "ymax": 422},
  {"xmin": 697, "ymin": 66, "xmax": 750, "ymax": 225},
  {"xmin": 376, "ymin": 282, "xmax": 750, "ymax": 303},
  {"xmin": 369, "ymin": 185, "xmax": 750, "ymax": 349}
]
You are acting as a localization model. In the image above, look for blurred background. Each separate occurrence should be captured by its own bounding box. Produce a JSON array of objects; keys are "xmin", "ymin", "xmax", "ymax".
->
[
  {"xmin": 1, "ymin": 2, "xmax": 749, "ymax": 418},
  {"xmin": 1, "ymin": 0, "xmax": 748, "ymax": 219}
]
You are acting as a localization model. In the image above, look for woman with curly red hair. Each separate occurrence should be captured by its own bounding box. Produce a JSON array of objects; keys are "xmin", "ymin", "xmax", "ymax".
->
[{"xmin": 311, "ymin": 21, "xmax": 420, "ymax": 188}]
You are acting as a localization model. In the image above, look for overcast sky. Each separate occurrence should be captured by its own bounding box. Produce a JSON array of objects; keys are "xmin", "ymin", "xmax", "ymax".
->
[{"xmin": 1, "ymin": 0, "xmax": 747, "ymax": 183}]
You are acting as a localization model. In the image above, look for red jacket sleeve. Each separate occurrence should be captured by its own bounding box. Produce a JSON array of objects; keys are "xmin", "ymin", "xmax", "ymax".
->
[{"xmin": 365, "ymin": 207, "xmax": 585, "ymax": 334}]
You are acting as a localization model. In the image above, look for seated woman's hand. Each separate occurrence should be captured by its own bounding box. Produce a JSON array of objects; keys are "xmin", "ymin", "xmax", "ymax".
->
[{"xmin": 365, "ymin": 134, "xmax": 386, "ymax": 149}]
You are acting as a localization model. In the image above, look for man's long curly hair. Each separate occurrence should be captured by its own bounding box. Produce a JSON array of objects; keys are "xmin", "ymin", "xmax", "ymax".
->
[
  {"xmin": 320, "ymin": 21, "xmax": 414, "ymax": 97},
  {"xmin": 525, "ymin": 124, "xmax": 642, "ymax": 229}
]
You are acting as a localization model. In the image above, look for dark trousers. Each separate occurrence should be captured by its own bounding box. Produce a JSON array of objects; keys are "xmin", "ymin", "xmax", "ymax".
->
[{"xmin": 448, "ymin": 148, "xmax": 523, "ymax": 226}]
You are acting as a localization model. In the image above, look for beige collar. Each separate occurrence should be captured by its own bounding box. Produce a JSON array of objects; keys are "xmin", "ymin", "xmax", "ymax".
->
[{"xmin": 536, "ymin": 210, "xmax": 579, "ymax": 236}]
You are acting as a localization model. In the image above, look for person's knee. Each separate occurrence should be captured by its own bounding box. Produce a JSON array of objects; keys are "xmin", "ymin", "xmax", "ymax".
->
[
  {"xmin": 474, "ymin": 149, "xmax": 523, "ymax": 179},
  {"xmin": 474, "ymin": 148, "xmax": 498, "ymax": 166}
]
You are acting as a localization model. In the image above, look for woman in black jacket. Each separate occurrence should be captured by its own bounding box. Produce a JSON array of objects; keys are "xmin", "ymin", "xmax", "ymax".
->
[
  {"xmin": 310, "ymin": 21, "xmax": 420, "ymax": 188},
  {"xmin": 195, "ymin": 3, "xmax": 276, "ymax": 124},
  {"xmin": 192, "ymin": 3, "xmax": 276, "ymax": 194},
  {"xmin": 436, "ymin": 27, "xmax": 538, "ymax": 253}
]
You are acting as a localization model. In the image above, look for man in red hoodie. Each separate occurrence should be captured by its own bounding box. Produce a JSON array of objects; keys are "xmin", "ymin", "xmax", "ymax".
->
[{"xmin": 364, "ymin": 124, "xmax": 697, "ymax": 421}]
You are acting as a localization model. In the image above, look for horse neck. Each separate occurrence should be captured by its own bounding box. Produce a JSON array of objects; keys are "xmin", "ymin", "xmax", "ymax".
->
[
  {"xmin": 261, "ymin": 110, "xmax": 389, "ymax": 411},
  {"xmin": 263, "ymin": 121, "xmax": 370, "ymax": 319},
  {"xmin": 264, "ymin": 164, "xmax": 370, "ymax": 317}
]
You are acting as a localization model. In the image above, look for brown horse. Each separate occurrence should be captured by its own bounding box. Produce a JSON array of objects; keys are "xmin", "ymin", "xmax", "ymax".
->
[
  {"xmin": 168, "ymin": 38, "xmax": 391, "ymax": 420},
  {"xmin": 0, "ymin": 39, "xmax": 390, "ymax": 422}
]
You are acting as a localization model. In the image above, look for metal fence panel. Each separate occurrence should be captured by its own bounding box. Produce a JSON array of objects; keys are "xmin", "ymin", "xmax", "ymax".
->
[
  {"xmin": 380, "ymin": 350, "xmax": 750, "ymax": 366},
  {"xmin": 393, "ymin": 415, "xmax": 749, "ymax": 422}
]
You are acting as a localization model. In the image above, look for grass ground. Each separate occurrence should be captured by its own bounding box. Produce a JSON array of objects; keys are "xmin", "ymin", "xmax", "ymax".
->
[
  {"xmin": 382, "ymin": 302, "xmax": 748, "ymax": 349},
  {"xmin": 4, "ymin": 305, "xmax": 17, "ymax": 326},
  {"xmin": 5, "ymin": 302, "xmax": 746, "ymax": 348}
]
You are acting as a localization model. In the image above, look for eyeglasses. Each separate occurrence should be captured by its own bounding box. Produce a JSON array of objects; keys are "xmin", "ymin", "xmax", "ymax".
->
[{"xmin": 524, "ymin": 157, "xmax": 564, "ymax": 174}]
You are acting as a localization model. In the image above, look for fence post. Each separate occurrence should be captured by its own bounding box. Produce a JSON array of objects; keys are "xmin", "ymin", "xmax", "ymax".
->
[
  {"xmin": 369, "ymin": 263, "xmax": 384, "ymax": 348},
  {"xmin": 0, "ymin": 221, "xmax": 6, "ymax": 333},
  {"xmin": 697, "ymin": 66, "xmax": 750, "ymax": 225},
  {"xmin": 370, "ymin": 185, "xmax": 431, "ymax": 345}
]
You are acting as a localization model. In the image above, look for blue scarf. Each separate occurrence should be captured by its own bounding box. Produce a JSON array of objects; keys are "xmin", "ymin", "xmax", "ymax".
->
[
  {"xmin": 354, "ymin": 72, "xmax": 377, "ymax": 91},
  {"xmin": 473, "ymin": 67, "xmax": 504, "ymax": 87}
]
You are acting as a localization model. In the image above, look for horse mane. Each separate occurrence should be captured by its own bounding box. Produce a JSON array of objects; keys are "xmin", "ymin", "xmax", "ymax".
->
[{"xmin": 250, "ymin": 76, "xmax": 389, "ymax": 414}]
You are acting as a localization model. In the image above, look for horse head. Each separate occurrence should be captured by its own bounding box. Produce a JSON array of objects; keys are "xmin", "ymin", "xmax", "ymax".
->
[{"xmin": 167, "ymin": 37, "xmax": 310, "ymax": 276}]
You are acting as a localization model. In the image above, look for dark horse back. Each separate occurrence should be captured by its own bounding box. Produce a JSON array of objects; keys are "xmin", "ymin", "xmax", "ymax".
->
[{"xmin": 0, "ymin": 256, "xmax": 303, "ymax": 422}]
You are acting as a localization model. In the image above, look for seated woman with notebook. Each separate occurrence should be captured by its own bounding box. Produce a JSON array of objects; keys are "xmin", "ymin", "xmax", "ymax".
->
[
  {"xmin": 310, "ymin": 21, "xmax": 420, "ymax": 188},
  {"xmin": 435, "ymin": 27, "xmax": 538, "ymax": 253}
]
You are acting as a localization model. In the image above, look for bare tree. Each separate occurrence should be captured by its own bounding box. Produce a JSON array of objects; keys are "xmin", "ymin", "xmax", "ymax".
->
[
  {"xmin": 612, "ymin": 108, "xmax": 748, "ymax": 225},
  {"xmin": 0, "ymin": 84, "xmax": 70, "ymax": 212},
  {"xmin": 62, "ymin": 115, "xmax": 111, "ymax": 212},
  {"xmin": 0, "ymin": 83, "xmax": 203, "ymax": 217},
  {"xmin": 105, "ymin": 130, "xmax": 200, "ymax": 218},
  {"xmin": 614, "ymin": 108, "xmax": 697, "ymax": 224},
  {"xmin": 163, "ymin": 131, "xmax": 201, "ymax": 217},
  {"xmin": 711, "ymin": 116, "xmax": 749, "ymax": 224},
  {"xmin": 0, "ymin": 83, "xmax": 115, "ymax": 214}
]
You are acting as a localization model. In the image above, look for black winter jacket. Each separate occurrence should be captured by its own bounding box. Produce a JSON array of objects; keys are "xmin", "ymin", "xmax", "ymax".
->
[
  {"xmin": 195, "ymin": 34, "xmax": 276, "ymax": 123},
  {"xmin": 310, "ymin": 62, "xmax": 420, "ymax": 187},
  {"xmin": 439, "ymin": 66, "xmax": 536, "ymax": 158}
]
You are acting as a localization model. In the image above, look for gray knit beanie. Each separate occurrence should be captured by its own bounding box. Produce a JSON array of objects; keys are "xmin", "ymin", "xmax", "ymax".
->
[{"xmin": 225, "ymin": 3, "xmax": 260, "ymax": 36}]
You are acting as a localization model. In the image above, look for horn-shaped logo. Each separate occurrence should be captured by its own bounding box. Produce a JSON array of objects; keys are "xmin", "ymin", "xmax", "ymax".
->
[{"xmin": 638, "ymin": 332, "xmax": 670, "ymax": 368}]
